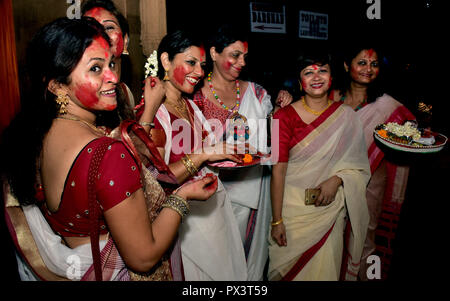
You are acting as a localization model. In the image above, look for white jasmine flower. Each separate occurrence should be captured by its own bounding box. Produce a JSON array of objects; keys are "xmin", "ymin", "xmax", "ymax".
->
[{"xmin": 144, "ymin": 50, "xmax": 158, "ymax": 78}]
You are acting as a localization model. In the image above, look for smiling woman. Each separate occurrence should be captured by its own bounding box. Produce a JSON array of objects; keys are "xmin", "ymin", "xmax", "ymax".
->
[
  {"xmin": 135, "ymin": 29, "xmax": 248, "ymax": 281},
  {"xmin": 1, "ymin": 17, "xmax": 219, "ymax": 281}
]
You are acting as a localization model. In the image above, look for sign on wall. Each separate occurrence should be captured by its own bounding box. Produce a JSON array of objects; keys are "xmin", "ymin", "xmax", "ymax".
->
[
  {"xmin": 298, "ymin": 10, "xmax": 328, "ymax": 40},
  {"xmin": 250, "ymin": 2, "xmax": 286, "ymax": 34}
]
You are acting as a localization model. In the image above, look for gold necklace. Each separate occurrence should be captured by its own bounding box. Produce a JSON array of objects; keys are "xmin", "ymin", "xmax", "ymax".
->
[
  {"xmin": 168, "ymin": 98, "xmax": 192, "ymax": 124},
  {"xmin": 301, "ymin": 97, "xmax": 332, "ymax": 116},
  {"xmin": 167, "ymin": 98, "xmax": 209, "ymax": 142},
  {"xmin": 57, "ymin": 114, "xmax": 106, "ymax": 136}
]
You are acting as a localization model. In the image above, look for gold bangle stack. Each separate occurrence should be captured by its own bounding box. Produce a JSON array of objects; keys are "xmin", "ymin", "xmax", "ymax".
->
[
  {"xmin": 181, "ymin": 154, "xmax": 198, "ymax": 177},
  {"xmin": 271, "ymin": 218, "xmax": 283, "ymax": 227},
  {"xmin": 162, "ymin": 194, "xmax": 190, "ymax": 220}
]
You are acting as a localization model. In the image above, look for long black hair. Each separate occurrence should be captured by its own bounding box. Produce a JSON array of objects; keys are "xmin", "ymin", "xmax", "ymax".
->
[{"xmin": 0, "ymin": 17, "xmax": 110, "ymax": 206}]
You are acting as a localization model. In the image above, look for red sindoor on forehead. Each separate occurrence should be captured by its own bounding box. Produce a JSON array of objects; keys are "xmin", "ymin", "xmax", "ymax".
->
[
  {"xmin": 92, "ymin": 36, "xmax": 110, "ymax": 59},
  {"xmin": 367, "ymin": 48, "xmax": 375, "ymax": 58},
  {"xmin": 242, "ymin": 41, "xmax": 248, "ymax": 53},
  {"xmin": 199, "ymin": 45, "xmax": 205, "ymax": 60},
  {"xmin": 85, "ymin": 7, "xmax": 105, "ymax": 18}
]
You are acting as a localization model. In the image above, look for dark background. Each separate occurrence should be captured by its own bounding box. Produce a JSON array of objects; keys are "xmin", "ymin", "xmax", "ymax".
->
[{"xmin": 2, "ymin": 0, "xmax": 447, "ymax": 284}]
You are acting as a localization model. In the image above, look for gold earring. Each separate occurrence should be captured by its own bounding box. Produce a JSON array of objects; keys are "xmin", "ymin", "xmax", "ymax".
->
[
  {"xmin": 56, "ymin": 91, "xmax": 70, "ymax": 115},
  {"xmin": 163, "ymin": 69, "xmax": 170, "ymax": 81},
  {"xmin": 122, "ymin": 46, "xmax": 129, "ymax": 56}
]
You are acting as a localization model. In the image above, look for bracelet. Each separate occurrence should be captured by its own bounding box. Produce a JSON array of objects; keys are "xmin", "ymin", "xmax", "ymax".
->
[
  {"xmin": 271, "ymin": 218, "xmax": 283, "ymax": 226},
  {"xmin": 162, "ymin": 194, "xmax": 190, "ymax": 220},
  {"xmin": 181, "ymin": 154, "xmax": 198, "ymax": 177},
  {"xmin": 139, "ymin": 121, "xmax": 155, "ymax": 128}
]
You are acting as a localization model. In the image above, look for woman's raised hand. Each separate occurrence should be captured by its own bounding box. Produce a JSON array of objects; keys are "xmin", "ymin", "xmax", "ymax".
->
[{"xmin": 143, "ymin": 76, "xmax": 166, "ymax": 108}]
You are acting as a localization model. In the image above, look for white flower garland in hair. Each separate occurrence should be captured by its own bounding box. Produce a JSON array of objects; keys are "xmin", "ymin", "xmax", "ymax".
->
[
  {"xmin": 135, "ymin": 50, "xmax": 159, "ymax": 111},
  {"xmin": 145, "ymin": 50, "xmax": 158, "ymax": 78}
]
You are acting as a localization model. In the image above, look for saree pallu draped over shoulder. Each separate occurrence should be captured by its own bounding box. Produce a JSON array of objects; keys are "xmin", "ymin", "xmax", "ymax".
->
[{"xmin": 268, "ymin": 103, "xmax": 371, "ymax": 281}]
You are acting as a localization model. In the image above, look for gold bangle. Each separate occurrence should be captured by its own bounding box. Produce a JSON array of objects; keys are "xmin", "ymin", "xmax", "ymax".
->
[
  {"xmin": 139, "ymin": 121, "xmax": 155, "ymax": 128},
  {"xmin": 271, "ymin": 218, "xmax": 283, "ymax": 226},
  {"xmin": 162, "ymin": 194, "xmax": 190, "ymax": 220},
  {"xmin": 181, "ymin": 154, "xmax": 198, "ymax": 177}
]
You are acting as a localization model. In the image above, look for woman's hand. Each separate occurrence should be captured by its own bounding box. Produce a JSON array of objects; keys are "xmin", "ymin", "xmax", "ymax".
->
[
  {"xmin": 201, "ymin": 142, "xmax": 243, "ymax": 163},
  {"xmin": 315, "ymin": 175, "xmax": 343, "ymax": 206},
  {"xmin": 143, "ymin": 76, "xmax": 166, "ymax": 109},
  {"xmin": 275, "ymin": 90, "xmax": 293, "ymax": 108},
  {"xmin": 271, "ymin": 223, "xmax": 287, "ymax": 247},
  {"xmin": 175, "ymin": 174, "xmax": 219, "ymax": 201}
]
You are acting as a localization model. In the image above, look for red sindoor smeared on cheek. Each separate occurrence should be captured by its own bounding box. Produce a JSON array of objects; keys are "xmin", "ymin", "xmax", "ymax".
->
[
  {"xmin": 113, "ymin": 33, "xmax": 124, "ymax": 57},
  {"xmin": 223, "ymin": 61, "xmax": 232, "ymax": 71},
  {"xmin": 75, "ymin": 82, "xmax": 99, "ymax": 109},
  {"xmin": 173, "ymin": 66, "xmax": 187, "ymax": 86}
]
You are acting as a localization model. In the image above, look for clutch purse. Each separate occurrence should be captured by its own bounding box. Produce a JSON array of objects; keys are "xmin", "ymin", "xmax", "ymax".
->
[{"xmin": 305, "ymin": 188, "xmax": 321, "ymax": 205}]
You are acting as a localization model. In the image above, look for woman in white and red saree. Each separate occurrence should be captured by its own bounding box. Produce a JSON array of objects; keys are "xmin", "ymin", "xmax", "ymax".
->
[
  {"xmin": 136, "ymin": 30, "xmax": 248, "ymax": 281},
  {"xmin": 192, "ymin": 24, "xmax": 295, "ymax": 281},
  {"xmin": 330, "ymin": 45, "xmax": 415, "ymax": 279},
  {"xmin": 269, "ymin": 52, "xmax": 370, "ymax": 281}
]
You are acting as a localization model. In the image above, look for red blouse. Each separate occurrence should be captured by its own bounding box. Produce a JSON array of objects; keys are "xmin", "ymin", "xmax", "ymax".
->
[
  {"xmin": 273, "ymin": 105, "xmax": 309, "ymax": 163},
  {"xmin": 40, "ymin": 137, "xmax": 142, "ymax": 237}
]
